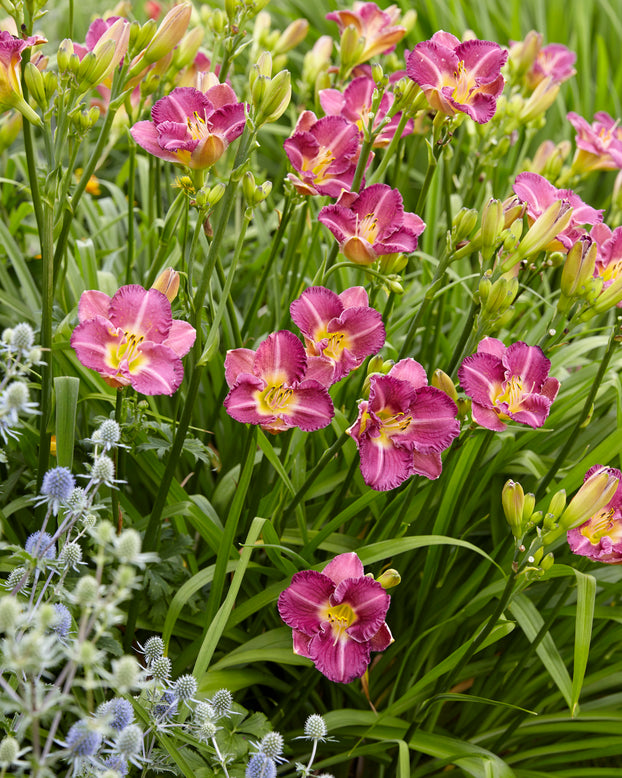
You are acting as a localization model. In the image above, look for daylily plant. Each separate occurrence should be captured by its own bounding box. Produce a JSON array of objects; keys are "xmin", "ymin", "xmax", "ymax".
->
[
  {"xmin": 283, "ymin": 111, "xmax": 361, "ymax": 197},
  {"xmin": 319, "ymin": 76, "xmax": 413, "ymax": 148},
  {"xmin": 347, "ymin": 359, "xmax": 460, "ymax": 491},
  {"xmin": 513, "ymin": 171, "xmax": 603, "ymax": 251},
  {"xmin": 71, "ymin": 285, "xmax": 196, "ymax": 395},
  {"xmin": 458, "ymin": 338, "xmax": 560, "ymax": 431},
  {"xmin": 568, "ymin": 465, "xmax": 622, "ymax": 564},
  {"xmin": 318, "ymin": 183, "xmax": 425, "ymax": 265},
  {"xmin": 278, "ymin": 551, "xmax": 392, "ymax": 683},
  {"xmin": 131, "ymin": 85, "xmax": 246, "ymax": 171},
  {"xmin": 223, "ymin": 330, "xmax": 334, "ymax": 433},
  {"xmin": 567, "ymin": 111, "xmax": 622, "ymax": 173},
  {"xmin": 289, "ymin": 286, "xmax": 385, "ymax": 386},
  {"xmin": 0, "ymin": 30, "xmax": 46, "ymax": 124},
  {"xmin": 406, "ymin": 31, "xmax": 507, "ymax": 124}
]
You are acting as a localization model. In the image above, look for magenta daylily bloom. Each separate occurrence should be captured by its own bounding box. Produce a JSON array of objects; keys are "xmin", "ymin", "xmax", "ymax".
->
[
  {"xmin": 458, "ymin": 338, "xmax": 560, "ymax": 432},
  {"xmin": 568, "ymin": 465, "xmax": 622, "ymax": 564},
  {"xmin": 527, "ymin": 43, "xmax": 576, "ymax": 89},
  {"xmin": 347, "ymin": 359, "xmax": 460, "ymax": 491},
  {"xmin": 406, "ymin": 31, "xmax": 507, "ymax": 124},
  {"xmin": 223, "ymin": 330, "xmax": 334, "ymax": 433},
  {"xmin": 289, "ymin": 286, "xmax": 385, "ymax": 387},
  {"xmin": 131, "ymin": 85, "xmax": 246, "ymax": 170},
  {"xmin": 567, "ymin": 111, "xmax": 622, "ymax": 173},
  {"xmin": 513, "ymin": 172, "xmax": 603, "ymax": 252},
  {"xmin": 326, "ymin": 2, "xmax": 406, "ymax": 65},
  {"xmin": 284, "ymin": 111, "xmax": 362, "ymax": 197},
  {"xmin": 278, "ymin": 552, "xmax": 392, "ymax": 684},
  {"xmin": 0, "ymin": 30, "xmax": 46, "ymax": 120},
  {"xmin": 318, "ymin": 184, "xmax": 425, "ymax": 265},
  {"xmin": 319, "ymin": 76, "xmax": 413, "ymax": 148},
  {"xmin": 590, "ymin": 223, "xmax": 622, "ymax": 307},
  {"xmin": 70, "ymin": 285, "xmax": 196, "ymax": 395}
]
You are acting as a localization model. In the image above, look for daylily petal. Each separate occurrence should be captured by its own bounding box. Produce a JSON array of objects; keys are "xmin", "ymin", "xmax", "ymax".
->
[
  {"xmin": 70, "ymin": 317, "xmax": 122, "ymax": 374},
  {"xmin": 131, "ymin": 121, "xmax": 181, "ymax": 164},
  {"xmin": 277, "ymin": 570, "xmax": 334, "ymax": 636},
  {"xmin": 368, "ymin": 374, "xmax": 415, "ymax": 416},
  {"xmin": 358, "ymin": 435, "xmax": 414, "ymax": 491},
  {"xmin": 290, "ymin": 286, "xmax": 344, "ymax": 341},
  {"xmin": 407, "ymin": 40, "xmax": 457, "ymax": 89},
  {"xmin": 108, "ymin": 285, "xmax": 172, "ymax": 342},
  {"xmin": 285, "ymin": 380, "xmax": 335, "ymax": 431},
  {"xmin": 292, "ymin": 629, "xmax": 313, "ymax": 658},
  {"xmin": 368, "ymin": 621, "xmax": 393, "ymax": 651},
  {"xmin": 129, "ymin": 342, "xmax": 184, "ymax": 395},
  {"xmin": 323, "ymin": 552, "xmax": 364, "ymax": 585},
  {"xmin": 502, "ymin": 341, "xmax": 551, "ymax": 389},
  {"xmin": 253, "ymin": 330, "xmax": 307, "ymax": 386},
  {"xmin": 476, "ymin": 336, "xmax": 506, "ymax": 359},
  {"xmin": 339, "ymin": 286, "xmax": 369, "ymax": 309},
  {"xmin": 408, "ymin": 387, "xmax": 460, "ymax": 453},
  {"xmin": 223, "ymin": 376, "xmax": 272, "ymax": 425},
  {"xmin": 329, "ymin": 307, "xmax": 385, "ymax": 358},
  {"xmin": 308, "ymin": 624, "xmax": 371, "ymax": 683},
  {"xmin": 471, "ymin": 401, "xmax": 507, "ymax": 431},
  {"xmin": 506, "ymin": 393, "xmax": 552, "ymax": 428},
  {"xmin": 78, "ymin": 290, "xmax": 111, "ymax": 322},
  {"xmin": 164, "ymin": 320, "xmax": 196, "ymax": 357},
  {"xmin": 224, "ymin": 348, "xmax": 257, "ymax": 388},
  {"xmin": 458, "ymin": 352, "xmax": 505, "ymax": 407},
  {"xmin": 332, "ymin": 576, "xmax": 390, "ymax": 641},
  {"xmin": 389, "ymin": 358, "xmax": 428, "ymax": 390},
  {"xmin": 410, "ymin": 449, "xmax": 443, "ymax": 479}
]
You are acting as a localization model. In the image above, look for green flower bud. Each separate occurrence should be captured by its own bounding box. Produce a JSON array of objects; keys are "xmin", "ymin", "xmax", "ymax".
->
[
  {"xmin": 481, "ymin": 198, "xmax": 504, "ymax": 258},
  {"xmin": 375, "ymin": 568, "xmax": 401, "ymax": 589},
  {"xmin": 502, "ymin": 479, "xmax": 525, "ymax": 537},
  {"xmin": 141, "ymin": 3, "xmax": 192, "ymax": 65},
  {"xmin": 522, "ymin": 492, "xmax": 536, "ymax": 522},
  {"xmin": 24, "ymin": 62, "xmax": 47, "ymax": 109},
  {"xmin": 547, "ymin": 489, "xmax": 566, "ymax": 520},
  {"xmin": 431, "ymin": 369, "xmax": 458, "ymax": 402},
  {"xmin": 273, "ymin": 19, "xmax": 309, "ymax": 56},
  {"xmin": 559, "ymin": 468, "xmax": 620, "ymax": 531},
  {"xmin": 339, "ymin": 25, "xmax": 365, "ymax": 72},
  {"xmin": 451, "ymin": 207, "xmax": 478, "ymax": 244}
]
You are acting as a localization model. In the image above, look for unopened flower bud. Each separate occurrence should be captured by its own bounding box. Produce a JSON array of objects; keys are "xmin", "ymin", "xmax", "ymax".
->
[
  {"xmin": 339, "ymin": 24, "xmax": 365, "ymax": 72},
  {"xmin": 172, "ymin": 26, "xmax": 204, "ymax": 70},
  {"xmin": 559, "ymin": 468, "xmax": 620, "ymax": 531},
  {"xmin": 375, "ymin": 568, "xmax": 401, "ymax": 589},
  {"xmin": 141, "ymin": 3, "xmax": 192, "ymax": 65},
  {"xmin": 57, "ymin": 39, "xmax": 75, "ymax": 74},
  {"xmin": 481, "ymin": 198, "xmax": 504, "ymax": 257},
  {"xmin": 559, "ymin": 236, "xmax": 597, "ymax": 304},
  {"xmin": 274, "ymin": 19, "xmax": 308, "ymax": 56},
  {"xmin": 540, "ymin": 552, "xmax": 554, "ymax": 571},
  {"xmin": 520, "ymin": 77, "xmax": 560, "ymax": 123},
  {"xmin": 512, "ymin": 200, "xmax": 574, "ymax": 263},
  {"xmin": 152, "ymin": 268, "xmax": 180, "ymax": 302},
  {"xmin": 431, "ymin": 369, "xmax": 458, "ymax": 402},
  {"xmin": 24, "ymin": 62, "xmax": 47, "ymax": 109},
  {"xmin": 522, "ymin": 492, "xmax": 536, "ymax": 522},
  {"xmin": 253, "ymin": 69, "xmax": 292, "ymax": 126},
  {"xmin": 547, "ymin": 489, "xmax": 566, "ymax": 520},
  {"xmin": 302, "ymin": 35, "xmax": 333, "ymax": 89},
  {"xmin": 452, "ymin": 207, "xmax": 478, "ymax": 244},
  {"xmin": 502, "ymin": 480, "xmax": 525, "ymax": 536}
]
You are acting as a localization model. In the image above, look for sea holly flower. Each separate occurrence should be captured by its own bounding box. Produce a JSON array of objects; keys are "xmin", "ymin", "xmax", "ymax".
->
[
  {"xmin": 70, "ymin": 285, "xmax": 196, "ymax": 395},
  {"xmin": 289, "ymin": 286, "xmax": 385, "ymax": 387},
  {"xmin": 347, "ymin": 359, "xmax": 460, "ymax": 491},
  {"xmin": 0, "ymin": 30, "xmax": 46, "ymax": 125},
  {"xmin": 319, "ymin": 76, "xmax": 413, "ymax": 148},
  {"xmin": 318, "ymin": 184, "xmax": 425, "ymax": 265},
  {"xmin": 223, "ymin": 330, "xmax": 334, "ymax": 433},
  {"xmin": 567, "ymin": 465, "xmax": 622, "ymax": 564},
  {"xmin": 457, "ymin": 338, "xmax": 560, "ymax": 432},
  {"xmin": 406, "ymin": 31, "xmax": 507, "ymax": 124},
  {"xmin": 513, "ymin": 172, "xmax": 603, "ymax": 252},
  {"xmin": 278, "ymin": 552, "xmax": 392, "ymax": 683},
  {"xmin": 283, "ymin": 111, "xmax": 362, "ymax": 197},
  {"xmin": 131, "ymin": 85, "xmax": 246, "ymax": 171},
  {"xmin": 326, "ymin": 2, "xmax": 406, "ymax": 66},
  {"xmin": 567, "ymin": 111, "xmax": 622, "ymax": 174}
]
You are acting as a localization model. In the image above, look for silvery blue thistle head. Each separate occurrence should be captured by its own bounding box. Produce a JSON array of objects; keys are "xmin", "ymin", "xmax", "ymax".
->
[
  {"xmin": 52, "ymin": 603, "xmax": 72, "ymax": 638},
  {"xmin": 194, "ymin": 700, "xmax": 216, "ymax": 724},
  {"xmin": 5, "ymin": 566, "xmax": 28, "ymax": 591},
  {"xmin": 93, "ymin": 419, "xmax": 122, "ymax": 450},
  {"xmin": 211, "ymin": 688, "xmax": 233, "ymax": 718},
  {"xmin": 149, "ymin": 655, "xmax": 172, "ymax": 683},
  {"xmin": 173, "ymin": 674, "xmax": 198, "ymax": 703},
  {"xmin": 25, "ymin": 530, "xmax": 56, "ymax": 560},
  {"xmin": 65, "ymin": 486, "xmax": 88, "ymax": 517},
  {"xmin": 88, "ymin": 455, "xmax": 116, "ymax": 487},
  {"xmin": 246, "ymin": 753, "xmax": 277, "ymax": 778},
  {"xmin": 65, "ymin": 719, "xmax": 103, "ymax": 757},
  {"xmin": 97, "ymin": 698, "xmax": 134, "ymax": 731},
  {"xmin": 9, "ymin": 323, "xmax": 34, "ymax": 355},
  {"xmin": 304, "ymin": 714, "xmax": 328, "ymax": 741},
  {"xmin": 258, "ymin": 732, "xmax": 285, "ymax": 762},
  {"xmin": 3, "ymin": 382, "xmax": 36, "ymax": 417},
  {"xmin": 153, "ymin": 690, "xmax": 178, "ymax": 721},
  {"xmin": 39, "ymin": 466, "xmax": 75, "ymax": 515},
  {"xmin": 58, "ymin": 541, "xmax": 83, "ymax": 571},
  {"xmin": 103, "ymin": 754, "xmax": 129, "ymax": 776},
  {"xmin": 112, "ymin": 724, "xmax": 144, "ymax": 761},
  {"xmin": 142, "ymin": 635, "xmax": 165, "ymax": 663}
]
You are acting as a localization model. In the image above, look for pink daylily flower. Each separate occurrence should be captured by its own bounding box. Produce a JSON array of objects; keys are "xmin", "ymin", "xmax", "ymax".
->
[
  {"xmin": 283, "ymin": 111, "xmax": 362, "ymax": 197},
  {"xmin": 590, "ymin": 223, "xmax": 622, "ymax": 307},
  {"xmin": 319, "ymin": 76, "xmax": 413, "ymax": 148},
  {"xmin": 278, "ymin": 551, "xmax": 393, "ymax": 684},
  {"xmin": 223, "ymin": 330, "xmax": 334, "ymax": 433},
  {"xmin": 406, "ymin": 31, "xmax": 507, "ymax": 124},
  {"xmin": 326, "ymin": 2, "xmax": 406, "ymax": 65},
  {"xmin": 568, "ymin": 465, "xmax": 622, "ymax": 564},
  {"xmin": 70, "ymin": 285, "xmax": 196, "ymax": 395},
  {"xmin": 458, "ymin": 338, "xmax": 560, "ymax": 432},
  {"xmin": 513, "ymin": 171, "xmax": 603, "ymax": 251},
  {"xmin": 567, "ymin": 111, "xmax": 622, "ymax": 173},
  {"xmin": 347, "ymin": 359, "xmax": 460, "ymax": 491},
  {"xmin": 527, "ymin": 43, "xmax": 576, "ymax": 89},
  {"xmin": 0, "ymin": 30, "xmax": 46, "ymax": 116},
  {"xmin": 131, "ymin": 85, "xmax": 246, "ymax": 170},
  {"xmin": 318, "ymin": 184, "xmax": 425, "ymax": 265},
  {"xmin": 289, "ymin": 286, "xmax": 385, "ymax": 387}
]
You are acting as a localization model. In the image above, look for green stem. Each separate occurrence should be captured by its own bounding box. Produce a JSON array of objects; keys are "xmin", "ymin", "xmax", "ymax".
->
[
  {"xmin": 124, "ymin": 139, "xmax": 137, "ymax": 284},
  {"xmin": 36, "ymin": 205, "xmax": 55, "ymax": 489},
  {"xmin": 368, "ymin": 113, "xmax": 409, "ymax": 185},
  {"xmin": 242, "ymin": 193, "xmax": 296, "ymax": 335},
  {"xmin": 416, "ymin": 141, "xmax": 444, "ymax": 215},
  {"xmin": 535, "ymin": 322, "xmax": 619, "ymax": 500},
  {"xmin": 111, "ymin": 389, "xmax": 123, "ymax": 531},
  {"xmin": 351, "ymin": 135, "xmax": 374, "ymax": 194}
]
